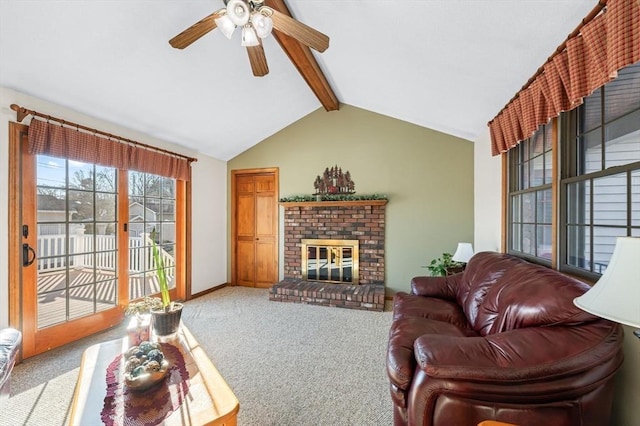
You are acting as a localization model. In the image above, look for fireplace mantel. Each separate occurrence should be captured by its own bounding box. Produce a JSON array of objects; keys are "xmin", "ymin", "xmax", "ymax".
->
[{"xmin": 279, "ymin": 199, "xmax": 387, "ymax": 208}]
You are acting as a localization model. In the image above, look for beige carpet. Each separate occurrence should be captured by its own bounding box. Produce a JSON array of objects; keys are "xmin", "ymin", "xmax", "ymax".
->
[{"xmin": 2, "ymin": 287, "xmax": 393, "ymax": 426}]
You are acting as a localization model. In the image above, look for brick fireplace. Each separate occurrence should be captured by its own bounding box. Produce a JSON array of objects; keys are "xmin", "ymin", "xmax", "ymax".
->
[{"xmin": 269, "ymin": 200, "xmax": 386, "ymax": 311}]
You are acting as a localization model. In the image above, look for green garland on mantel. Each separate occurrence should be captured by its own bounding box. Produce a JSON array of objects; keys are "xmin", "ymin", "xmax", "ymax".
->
[{"xmin": 279, "ymin": 194, "xmax": 388, "ymax": 203}]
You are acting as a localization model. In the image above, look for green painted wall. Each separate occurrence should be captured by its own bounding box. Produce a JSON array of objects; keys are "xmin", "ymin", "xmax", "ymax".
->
[{"xmin": 228, "ymin": 104, "xmax": 474, "ymax": 294}]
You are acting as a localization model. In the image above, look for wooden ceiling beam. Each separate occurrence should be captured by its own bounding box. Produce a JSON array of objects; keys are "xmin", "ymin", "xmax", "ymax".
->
[{"xmin": 264, "ymin": 0, "xmax": 339, "ymax": 111}]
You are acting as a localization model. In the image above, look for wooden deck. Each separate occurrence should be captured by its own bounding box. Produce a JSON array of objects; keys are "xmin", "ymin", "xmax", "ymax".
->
[{"xmin": 36, "ymin": 269, "xmax": 164, "ymax": 329}]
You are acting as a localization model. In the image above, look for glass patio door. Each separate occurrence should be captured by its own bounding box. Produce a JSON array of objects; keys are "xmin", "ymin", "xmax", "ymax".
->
[
  {"xmin": 13, "ymin": 123, "xmax": 187, "ymax": 358},
  {"xmin": 127, "ymin": 171, "xmax": 177, "ymax": 301},
  {"xmin": 21, "ymin": 152, "xmax": 124, "ymax": 357},
  {"xmin": 35, "ymin": 155, "xmax": 119, "ymax": 324}
]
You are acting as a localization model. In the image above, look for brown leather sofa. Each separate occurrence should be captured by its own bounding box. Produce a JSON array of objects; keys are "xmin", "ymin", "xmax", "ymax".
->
[{"xmin": 386, "ymin": 252, "xmax": 624, "ymax": 426}]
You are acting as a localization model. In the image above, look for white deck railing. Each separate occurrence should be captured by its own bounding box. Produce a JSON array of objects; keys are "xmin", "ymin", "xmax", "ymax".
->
[{"xmin": 36, "ymin": 233, "xmax": 175, "ymax": 273}]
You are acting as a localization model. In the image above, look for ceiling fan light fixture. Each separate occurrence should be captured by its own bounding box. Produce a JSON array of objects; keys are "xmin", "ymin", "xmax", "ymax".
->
[
  {"xmin": 168, "ymin": 0, "xmax": 330, "ymax": 78},
  {"xmin": 214, "ymin": 13, "xmax": 236, "ymax": 39},
  {"xmin": 251, "ymin": 12, "xmax": 273, "ymax": 39},
  {"xmin": 241, "ymin": 25, "xmax": 260, "ymax": 46},
  {"xmin": 226, "ymin": 0, "xmax": 251, "ymax": 26}
]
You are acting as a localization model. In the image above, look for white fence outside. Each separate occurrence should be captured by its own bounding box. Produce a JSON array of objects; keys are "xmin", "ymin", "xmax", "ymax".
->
[{"xmin": 36, "ymin": 232, "xmax": 175, "ymax": 274}]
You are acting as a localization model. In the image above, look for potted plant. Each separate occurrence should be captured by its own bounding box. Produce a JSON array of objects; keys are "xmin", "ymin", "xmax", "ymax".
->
[
  {"xmin": 125, "ymin": 230, "xmax": 183, "ymax": 337},
  {"xmin": 427, "ymin": 252, "xmax": 464, "ymax": 277},
  {"xmin": 148, "ymin": 228, "xmax": 183, "ymax": 336}
]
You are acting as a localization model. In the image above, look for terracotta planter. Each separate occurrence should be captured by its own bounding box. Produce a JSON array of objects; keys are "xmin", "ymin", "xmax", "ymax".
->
[{"xmin": 151, "ymin": 303, "xmax": 183, "ymax": 336}]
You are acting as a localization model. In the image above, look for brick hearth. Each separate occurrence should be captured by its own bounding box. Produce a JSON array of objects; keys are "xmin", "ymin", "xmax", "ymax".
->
[
  {"xmin": 272, "ymin": 200, "xmax": 387, "ymax": 311},
  {"xmin": 269, "ymin": 278, "xmax": 385, "ymax": 312}
]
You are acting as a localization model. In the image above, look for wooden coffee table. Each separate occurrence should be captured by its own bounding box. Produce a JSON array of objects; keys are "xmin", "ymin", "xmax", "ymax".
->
[{"xmin": 69, "ymin": 325, "xmax": 239, "ymax": 426}]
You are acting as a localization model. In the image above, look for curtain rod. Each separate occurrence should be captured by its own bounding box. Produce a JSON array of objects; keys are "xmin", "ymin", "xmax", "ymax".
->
[
  {"xmin": 492, "ymin": 0, "xmax": 608, "ymax": 122},
  {"xmin": 10, "ymin": 103, "xmax": 198, "ymax": 163}
]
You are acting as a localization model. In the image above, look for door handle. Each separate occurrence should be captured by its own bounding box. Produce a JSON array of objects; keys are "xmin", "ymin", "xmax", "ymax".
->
[{"xmin": 23, "ymin": 243, "xmax": 36, "ymax": 267}]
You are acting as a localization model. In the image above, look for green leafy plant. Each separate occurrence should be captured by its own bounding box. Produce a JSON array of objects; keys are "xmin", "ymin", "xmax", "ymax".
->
[
  {"xmin": 427, "ymin": 252, "xmax": 464, "ymax": 277},
  {"xmin": 125, "ymin": 228, "xmax": 175, "ymax": 315},
  {"xmin": 150, "ymin": 228, "xmax": 171, "ymax": 310},
  {"xmin": 150, "ymin": 228, "xmax": 172, "ymax": 310}
]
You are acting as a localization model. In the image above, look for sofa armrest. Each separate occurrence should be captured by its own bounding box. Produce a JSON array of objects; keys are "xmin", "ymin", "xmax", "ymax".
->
[
  {"xmin": 413, "ymin": 323, "xmax": 622, "ymax": 383},
  {"xmin": 411, "ymin": 274, "xmax": 461, "ymax": 300},
  {"xmin": 406, "ymin": 324, "xmax": 622, "ymax": 426}
]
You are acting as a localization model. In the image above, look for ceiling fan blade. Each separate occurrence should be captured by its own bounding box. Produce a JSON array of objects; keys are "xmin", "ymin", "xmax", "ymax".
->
[
  {"xmin": 169, "ymin": 9, "xmax": 224, "ymax": 49},
  {"xmin": 266, "ymin": 8, "xmax": 329, "ymax": 52},
  {"xmin": 246, "ymin": 43, "xmax": 269, "ymax": 77}
]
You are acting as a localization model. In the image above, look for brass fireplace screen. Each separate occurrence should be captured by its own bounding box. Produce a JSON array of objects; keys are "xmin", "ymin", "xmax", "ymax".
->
[{"xmin": 301, "ymin": 239, "xmax": 359, "ymax": 284}]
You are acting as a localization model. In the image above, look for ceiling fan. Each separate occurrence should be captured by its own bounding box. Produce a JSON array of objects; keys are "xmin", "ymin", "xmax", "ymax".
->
[{"xmin": 169, "ymin": 0, "xmax": 329, "ymax": 77}]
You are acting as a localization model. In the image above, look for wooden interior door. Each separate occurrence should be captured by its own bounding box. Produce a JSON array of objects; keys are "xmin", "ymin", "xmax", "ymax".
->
[{"xmin": 232, "ymin": 169, "xmax": 278, "ymax": 288}]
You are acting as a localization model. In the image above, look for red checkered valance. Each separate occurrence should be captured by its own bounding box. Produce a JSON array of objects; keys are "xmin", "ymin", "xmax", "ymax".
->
[
  {"xmin": 488, "ymin": 0, "xmax": 640, "ymax": 156},
  {"xmin": 28, "ymin": 119, "xmax": 191, "ymax": 180}
]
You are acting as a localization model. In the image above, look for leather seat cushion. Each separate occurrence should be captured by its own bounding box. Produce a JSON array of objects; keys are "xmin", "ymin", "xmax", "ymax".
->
[
  {"xmin": 393, "ymin": 292, "xmax": 471, "ymax": 330},
  {"xmin": 387, "ymin": 316, "xmax": 476, "ymax": 391}
]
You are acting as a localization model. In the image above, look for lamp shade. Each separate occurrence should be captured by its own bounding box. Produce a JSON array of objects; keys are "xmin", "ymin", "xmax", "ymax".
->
[
  {"xmin": 214, "ymin": 13, "xmax": 236, "ymax": 39},
  {"xmin": 226, "ymin": 0, "xmax": 250, "ymax": 26},
  {"xmin": 241, "ymin": 25, "xmax": 259, "ymax": 46},
  {"xmin": 251, "ymin": 13, "xmax": 273, "ymax": 39},
  {"xmin": 452, "ymin": 242, "xmax": 474, "ymax": 263},
  {"xmin": 573, "ymin": 237, "xmax": 640, "ymax": 328}
]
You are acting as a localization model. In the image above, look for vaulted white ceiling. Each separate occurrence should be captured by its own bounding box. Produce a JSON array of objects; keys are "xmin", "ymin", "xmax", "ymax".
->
[{"xmin": 0, "ymin": 1, "xmax": 597, "ymax": 160}]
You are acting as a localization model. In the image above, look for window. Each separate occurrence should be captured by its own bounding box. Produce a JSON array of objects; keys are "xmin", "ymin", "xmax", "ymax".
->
[
  {"xmin": 507, "ymin": 123, "xmax": 553, "ymax": 263},
  {"xmin": 561, "ymin": 62, "xmax": 640, "ymax": 278},
  {"xmin": 507, "ymin": 61, "xmax": 640, "ymax": 279}
]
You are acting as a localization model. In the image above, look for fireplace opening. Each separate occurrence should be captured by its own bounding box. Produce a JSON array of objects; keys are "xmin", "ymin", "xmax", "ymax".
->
[{"xmin": 302, "ymin": 239, "xmax": 359, "ymax": 284}]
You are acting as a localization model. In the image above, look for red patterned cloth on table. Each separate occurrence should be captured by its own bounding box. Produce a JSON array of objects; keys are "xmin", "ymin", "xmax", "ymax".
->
[{"xmin": 100, "ymin": 342, "xmax": 190, "ymax": 426}]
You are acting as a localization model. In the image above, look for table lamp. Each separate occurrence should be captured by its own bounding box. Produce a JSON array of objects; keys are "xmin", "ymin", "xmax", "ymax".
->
[
  {"xmin": 573, "ymin": 236, "xmax": 640, "ymax": 338},
  {"xmin": 452, "ymin": 242, "xmax": 474, "ymax": 263}
]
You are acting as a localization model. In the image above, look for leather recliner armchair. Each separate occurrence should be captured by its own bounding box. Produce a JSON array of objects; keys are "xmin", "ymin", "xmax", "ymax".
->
[{"xmin": 386, "ymin": 252, "xmax": 623, "ymax": 426}]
